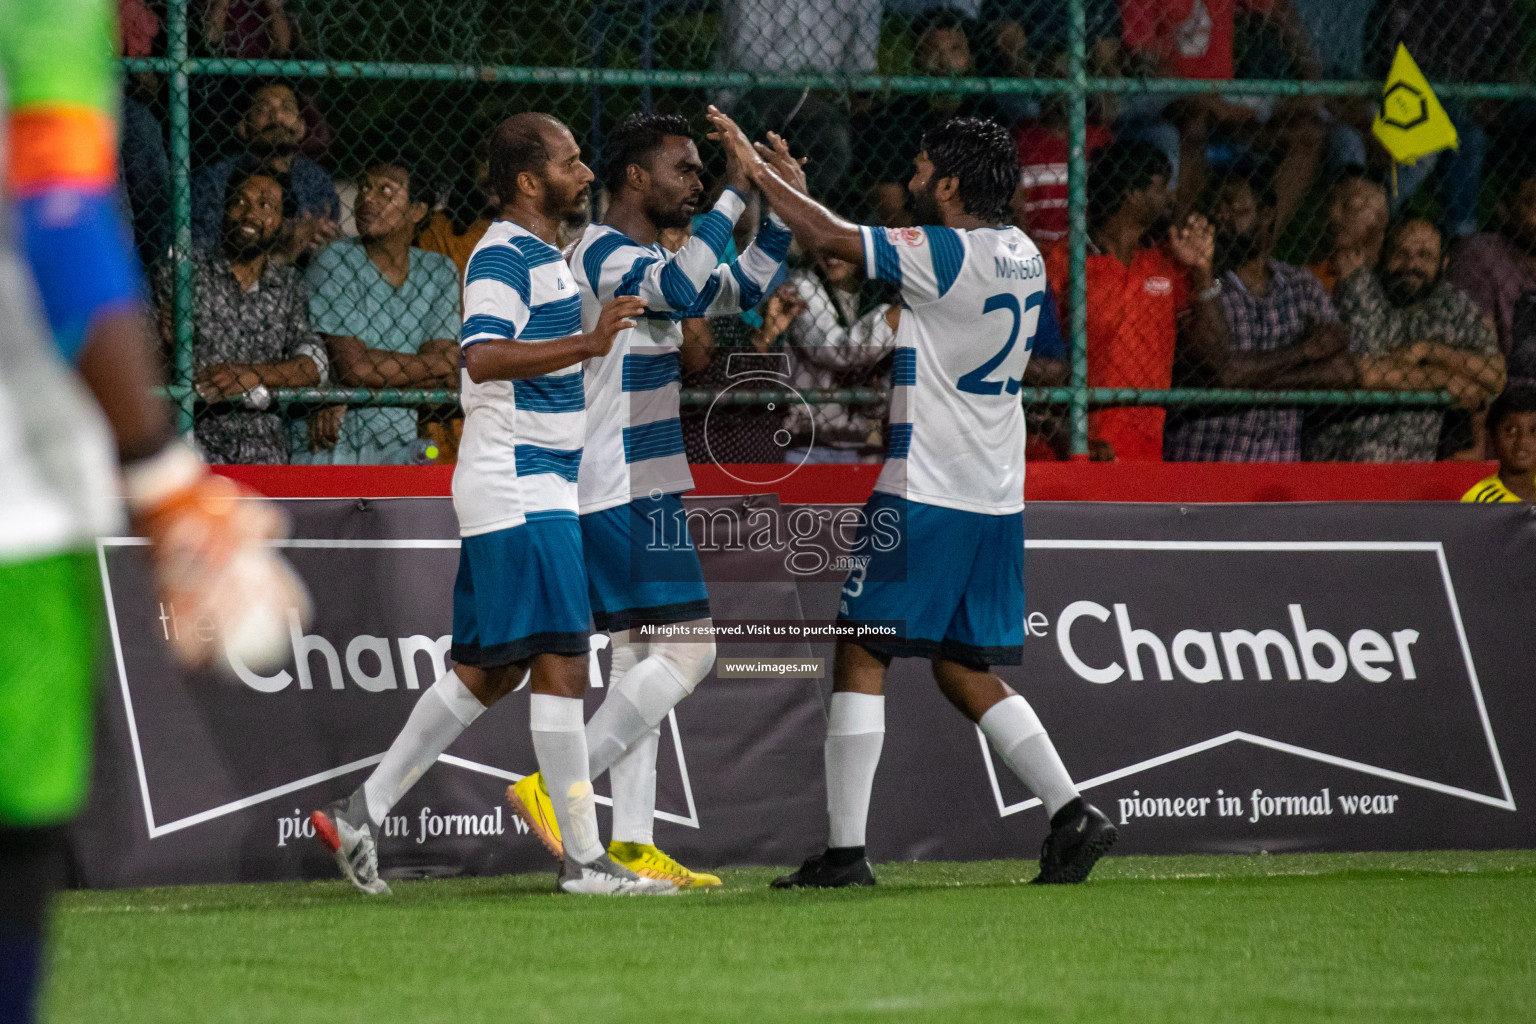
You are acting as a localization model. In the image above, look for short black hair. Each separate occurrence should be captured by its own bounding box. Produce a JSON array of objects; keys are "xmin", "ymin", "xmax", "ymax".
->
[
  {"xmin": 363, "ymin": 151, "xmax": 436, "ymax": 232},
  {"xmin": 603, "ymin": 112, "xmax": 693, "ymax": 196},
  {"xmin": 920, "ymin": 116, "xmax": 1017, "ymax": 223},
  {"xmin": 1210, "ymin": 158, "xmax": 1278, "ymax": 212},
  {"xmin": 489, "ymin": 112, "xmax": 564, "ymax": 205},
  {"xmin": 225, "ymin": 155, "xmax": 294, "ymax": 218},
  {"xmin": 1487, "ymin": 385, "xmax": 1536, "ymax": 433},
  {"xmin": 1088, "ymin": 139, "xmax": 1171, "ymax": 226}
]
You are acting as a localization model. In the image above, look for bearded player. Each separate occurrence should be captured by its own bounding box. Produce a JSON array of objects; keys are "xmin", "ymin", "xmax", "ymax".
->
[
  {"xmin": 503, "ymin": 111, "xmax": 794, "ymax": 887},
  {"xmin": 310, "ymin": 110, "xmax": 765, "ymax": 895},
  {"xmin": 1, "ymin": 2, "xmax": 308, "ymax": 1018},
  {"xmin": 708, "ymin": 108, "xmax": 1119, "ymax": 887}
]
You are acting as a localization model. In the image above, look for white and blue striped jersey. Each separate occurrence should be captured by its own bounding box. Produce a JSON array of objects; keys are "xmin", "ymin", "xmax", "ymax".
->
[
  {"xmin": 860, "ymin": 224, "xmax": 1045, "ymax": 515},
  {"xmin": 452, "ymin": 219, "xmax": 586, "ymax": 537},
  {"xmin": 572, "ymin": 190, "xmax": 792, "ymax": 513}
]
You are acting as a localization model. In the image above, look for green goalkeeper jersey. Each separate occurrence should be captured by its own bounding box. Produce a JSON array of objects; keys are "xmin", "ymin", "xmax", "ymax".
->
[{"xmin": 0, "ymin": 0, "xmax": 123, "ymax": 826}]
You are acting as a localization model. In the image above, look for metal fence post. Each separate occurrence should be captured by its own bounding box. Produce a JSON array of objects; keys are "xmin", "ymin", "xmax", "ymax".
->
[
  {"xmin": 167, "ymin": 0, "xmax": 194, "ymax": 434},
  {"xmin": 1066, "ymin": 0, "xmax": 1090, "ymax": 459}
]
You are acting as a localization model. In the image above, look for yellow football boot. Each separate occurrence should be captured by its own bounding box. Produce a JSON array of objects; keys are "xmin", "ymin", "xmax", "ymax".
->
[
  {"xmin": 506, "ymin": 773, "xmax": 563, "ymax": 860},
  {"xmin": 608, "ymin": 841, "xmax": 722, "ymax": 888}
]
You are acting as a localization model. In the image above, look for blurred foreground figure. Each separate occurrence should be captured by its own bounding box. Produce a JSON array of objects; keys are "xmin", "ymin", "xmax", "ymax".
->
[{"xmin": 0, "ymin": 3, "xmax": 307, "ymax": 1020}]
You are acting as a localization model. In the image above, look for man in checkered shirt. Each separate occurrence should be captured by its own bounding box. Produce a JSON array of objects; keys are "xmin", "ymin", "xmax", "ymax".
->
[{"xmin": 1165, "ymin": 165, "xmax": 1357, "ymax": 462}]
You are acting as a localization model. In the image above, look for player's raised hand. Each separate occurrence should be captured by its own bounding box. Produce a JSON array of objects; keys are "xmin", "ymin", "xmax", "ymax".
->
[
  {"xmin": 587, "ymin": 295, "xmax": 647, "ymax": 357},
  {"xmin": 706, "ymin": 105, "xmax": 762, "ymax": 189},
  {"xmin": 753, "ymin": 131, "xmax": 808, "ymax": 194},
  {"xmin": 1167, "ymin": 213, "xmax": 1215, "ymax": 274}
]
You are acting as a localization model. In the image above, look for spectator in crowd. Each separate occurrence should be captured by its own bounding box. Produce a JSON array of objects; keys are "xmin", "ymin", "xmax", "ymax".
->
[
  {"xmin": 1013, "ymin": 67, "xmax": 1116, "ymax": 243},
  {"xmin": 201, "ymin": 0, "xmax": 292, "ymax": 58},
  {"xmin": 981, "ymin": 0, "xmax": 1123, "ymax": 79},
  {"xmin": 1043, "ymin": 140, "xmax": 1230, "ymax": 461},
  {"xmin": 1164, "ymin": 164, "xmax": 1355, "ymax": 461},
  {"xmin": 1365, "ymin": 0, "xmax": 1519, "ymax": 240},
  {"xmin": 716, "ymin": 0, "xmax": 881, "ymax": 203},
  {"xmin": 1286, "ymin": 0, "xmax": 1376, "ymax": 170},
  {"xmin": 1117, "ymin": 0, "xmax": 1325, "ymax": 229},
  {"xmin": 301, "ymin": 155, "xmax": 461, "ymax": 465},
  {"xmin": 195, "ymin": 3, "xmax": 339, "ymax": 161},
  {"xmin": 781, "ymin": 253, "xmax": 900, "ymax": 462},
  {"xmin": 979, "ymin": 0, "xmax": 1124, "ymax": 122},
  {"xmin": 152, "ymin": 164, "xmax": 324, "ymax": 464},
  {"xmin": 416, "ymin": 135, "xmax": 496, "ymax": 282},
  {"xmin": 412, "ymin": 137, "xmax": 498, "ymax": 467},
  {"xmin": 118, "ymin": 0, "xmax": 170, "ymax": 269},
  {"xmin": 1461, "ymin": 386, "xmax": 1536, "ymax": 502},
  {"xmin": 989, "ymin": 0, "xmax": 1122, "ymax": 241},
  {"xmin": 191, "ymin": 82, "xmax": 340, "ymax": 252},
  {"xmin": 858, "ymin": 8, "xmax": 1008, "ymax": 226},
  {"xmin": 1447, "ymin": 170, "xmax": 1536, "ymax": 370},
  {"xmin": 1308, "ymin": 171, "xmax": 1389, "ymax": 296},
  {"xmin": 1311, "ymin": 218, "xmax": 1504, "ymax": 462}
]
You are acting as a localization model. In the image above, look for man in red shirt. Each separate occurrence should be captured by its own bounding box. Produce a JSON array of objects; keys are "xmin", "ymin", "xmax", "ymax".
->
[{"xmin": 1043, "ymin": 139, "xmax": 1230, "ymax": 460}]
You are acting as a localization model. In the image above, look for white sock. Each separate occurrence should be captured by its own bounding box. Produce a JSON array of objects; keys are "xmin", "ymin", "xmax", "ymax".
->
[
  {"xmin": 609, "ymin": 725, "xmax": 660, "ymax": 845},
  {"xmin": 530, "ymin": 693, "xmax": 603, "ymax": 864},
  {"xmin": 606, "ymin": 630, "xmax": 645, "ymax": 688},
  {"xmin": 360, "ymin": 669, "xmax": 484, "ymax": 826},
  {"xmin": 586, "ymin": 654, "xmax": 690, "ymax": 778},
  {"xmin": 825, "ymin": 692, "xmax": 885, "ymax": 849},
  {"xmin": 979, "ymin": 695, "xmax": 1079, "ymax": 818}
]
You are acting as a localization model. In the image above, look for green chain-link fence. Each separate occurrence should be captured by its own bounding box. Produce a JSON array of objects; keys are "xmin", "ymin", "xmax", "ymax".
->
[{"xmin": 119, "ymin": 0, "xmax": 1536, "ymax": 466}]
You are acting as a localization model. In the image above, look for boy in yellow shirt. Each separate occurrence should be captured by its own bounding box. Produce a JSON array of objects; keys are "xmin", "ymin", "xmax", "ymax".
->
[{"xmin": 1463, "ymin": 387, "xmax": 1536, "ymax": 502}]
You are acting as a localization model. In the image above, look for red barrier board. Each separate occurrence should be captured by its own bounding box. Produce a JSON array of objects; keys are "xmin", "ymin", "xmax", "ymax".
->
[{"xmin": 213, "ymin": 461, "xmax": 1496, "ymax": 503}]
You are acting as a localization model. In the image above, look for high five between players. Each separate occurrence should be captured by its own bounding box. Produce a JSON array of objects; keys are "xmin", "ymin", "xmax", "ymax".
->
[{"xmin": 310, "ymin": 102, "xmax": 1112, "ymax": 896}]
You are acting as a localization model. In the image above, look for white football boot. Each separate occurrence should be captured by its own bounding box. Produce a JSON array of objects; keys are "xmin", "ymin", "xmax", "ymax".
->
[
  {"xmin": 558, "ymin": 853, "xmax": 678, "ymax": 895},
  {"xmin": 311, "ymin": 791, "xmax": 392, "ymax": 896}
]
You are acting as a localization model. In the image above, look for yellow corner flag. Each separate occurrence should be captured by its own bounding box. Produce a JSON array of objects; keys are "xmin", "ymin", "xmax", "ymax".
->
[{"xmin": 1372, "ymin": 44, "xmax": 1458, "ymax": 167}]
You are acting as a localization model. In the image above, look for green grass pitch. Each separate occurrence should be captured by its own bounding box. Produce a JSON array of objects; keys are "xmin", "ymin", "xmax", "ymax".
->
[{"xmin": 42, "ymin": 851, "xmax": 1536, "ymax": 1023}]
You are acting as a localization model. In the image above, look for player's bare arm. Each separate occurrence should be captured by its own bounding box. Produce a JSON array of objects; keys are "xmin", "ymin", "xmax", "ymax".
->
[
  {"xmin": 706, "ymin": 106, "xmax": 864, "ymax": 264},
  {"xmin": 463, "ymin": 296, "xmax": 644, "ymax": 383}
]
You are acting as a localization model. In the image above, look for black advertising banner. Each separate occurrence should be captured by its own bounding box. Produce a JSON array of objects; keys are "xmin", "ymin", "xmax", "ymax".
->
[{"xmin": 72, "ymin": 498, "xmax": 1536, "ymax": 888}]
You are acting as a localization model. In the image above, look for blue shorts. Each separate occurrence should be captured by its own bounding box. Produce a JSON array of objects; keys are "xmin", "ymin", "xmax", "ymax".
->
[
  {"xmin": 582, "ymin": 493, "xmax": 711, "ymax": 632},
  {"xmin": 451, "ymin": 517, "xmax": 591, "ymax": 667},
  {"xmin": 837, "ymin": 493, "xmax": 1024, "ymax": 666}
]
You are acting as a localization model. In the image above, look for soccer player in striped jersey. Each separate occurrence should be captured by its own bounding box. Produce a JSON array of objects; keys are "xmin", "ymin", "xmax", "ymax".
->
[
  {"xmin": 311, "ymin": 114, "xmax": 670, "ymax": 896},
  {"xmin": 3, "ymin": 2, "xmax": 308, "ymax": 1016},
  {"xmin": 707, "ymin": 108, "xmax": 1117, "ymax": 888},
  {"xmin": 506, "ymin": 112, "xmax": 794, "ymax": 887},
  {"xmin": 1462, "ymin": 387, "xmax": 1536, "ymax": 503}
]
